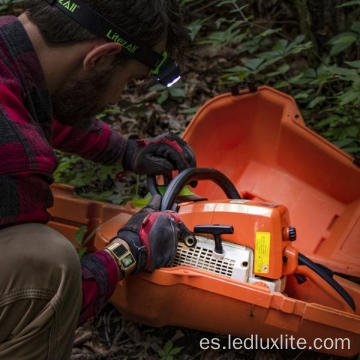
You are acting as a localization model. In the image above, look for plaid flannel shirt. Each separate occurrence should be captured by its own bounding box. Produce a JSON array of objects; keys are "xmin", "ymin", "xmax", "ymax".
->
[{"xmin": 0, "ymin": 16, "xmax": 125, "ymax": 322}]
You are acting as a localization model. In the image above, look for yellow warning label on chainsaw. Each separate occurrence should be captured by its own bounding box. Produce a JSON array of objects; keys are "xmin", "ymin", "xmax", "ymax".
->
[{"xmin": 255, "ymin": 232, "xmax": 270, "ymax": 274}]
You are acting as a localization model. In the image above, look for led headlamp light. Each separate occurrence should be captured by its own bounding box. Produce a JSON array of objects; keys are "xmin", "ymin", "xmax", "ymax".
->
[{"xmin": 45, "ymin": 0, "xmax": 181, "ymax": 87}]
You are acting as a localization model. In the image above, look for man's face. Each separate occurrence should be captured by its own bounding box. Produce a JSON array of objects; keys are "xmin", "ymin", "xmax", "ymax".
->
[{"xmin": 51, "ymin": 58, "xmax": 149, "ymax": 126}]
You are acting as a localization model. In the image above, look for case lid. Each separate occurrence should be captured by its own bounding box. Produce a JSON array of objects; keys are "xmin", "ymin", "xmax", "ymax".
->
[{"xmin": 183, "ymin": 86, "xmax": 360, "ymax": 277}]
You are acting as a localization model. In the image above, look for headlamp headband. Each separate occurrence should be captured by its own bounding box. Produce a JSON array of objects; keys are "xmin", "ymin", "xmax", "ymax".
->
[{"xmin": 45, "ymin": 0, "xmax": 181, "ymax": 87}]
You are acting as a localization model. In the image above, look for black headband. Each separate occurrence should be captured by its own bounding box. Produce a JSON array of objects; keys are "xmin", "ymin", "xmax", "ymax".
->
[{"xmin": 45, "ymin": 0, "xmax": 181, "ymax": 86}]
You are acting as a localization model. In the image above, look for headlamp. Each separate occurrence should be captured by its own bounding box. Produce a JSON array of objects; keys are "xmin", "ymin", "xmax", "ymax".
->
[
  {"xmin": 45, "ymin": 0, "xmax": 182, "ymax": 87},
  {"xmin": 150, "ymin": 52, "xmax": 181, "ymax": 87}
]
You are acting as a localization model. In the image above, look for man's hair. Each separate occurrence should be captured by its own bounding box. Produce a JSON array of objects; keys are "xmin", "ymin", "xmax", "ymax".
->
[{"xmin": 23, "ymin": 0, "xmax": 188, "ymax": 60}]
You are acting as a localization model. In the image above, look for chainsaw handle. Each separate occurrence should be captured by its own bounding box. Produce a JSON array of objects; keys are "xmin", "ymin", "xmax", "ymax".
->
[{"xmin": 160, "ymin": 168, "xmax": 241, "ymax": 211}]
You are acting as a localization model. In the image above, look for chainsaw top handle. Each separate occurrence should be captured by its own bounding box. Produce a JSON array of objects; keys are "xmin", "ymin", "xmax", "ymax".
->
[{"xmin": 147, "ymin": 168, "xmax": 241, "ymax": 211}]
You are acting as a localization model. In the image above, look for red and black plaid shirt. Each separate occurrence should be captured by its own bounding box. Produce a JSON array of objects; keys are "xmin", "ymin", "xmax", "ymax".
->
[{"xmin": 0, "ymin": 16, "xmax": 124, "ymax": 322}]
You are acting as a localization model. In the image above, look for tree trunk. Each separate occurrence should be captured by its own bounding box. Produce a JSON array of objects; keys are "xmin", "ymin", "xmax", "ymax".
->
[{"xmin": 291, "ymin": 0, "xmax": 319, "ymax": 61}]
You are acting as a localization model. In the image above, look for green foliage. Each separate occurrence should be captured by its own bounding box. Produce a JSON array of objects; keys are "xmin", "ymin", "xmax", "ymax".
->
[
  {"xmin": 199, "ymin": 21, "xmax": 247, "ymax": 47},
  {"xmin": 222, "ymin": 35, "xmax": 312, "ymax": 83},
  {"xmin": 338, "ymin": 0, "xmax": 360, "ymax": 7},
  {"xmin": 158, "ymin": 340, "xmax": 183, "ymax": 360},
  {"xmin": 53, "ymin": 154, "xmax": 114, "ymax": 187},
  {"xmin": 180, "ymin": 106, "xmax": 200, "ymax": 122},
  {"xmin": 150, "ymin": 82, "xmax": 186, "ymax": 105},
  {"xmin": 329, "ymin": 32, "xmax": 357, "ymax": 56},
  {"xmin": 0, "ymin": 0, "xmax": 21, "ymax": 14},
  {"xmin": 0, "ymin": 0, "xmax": 15, "ymax": 12},
  {"xmin": 187, "ymin": 16, "xmax": 212, "ymax": 41},
  {"xmin": 53, "ymin": 152, "xmax": 137, "ymax": 205},
  {"xmin": 74, "ymin": 225, "xmax": 99, "ymax": 259},
  {"xmin": 180, "ymin": 0, "xmax": 360, "ymax": 158},
  {"xmin": 285, "ymin": 59, "xmax": 360, "ymax": 155}
]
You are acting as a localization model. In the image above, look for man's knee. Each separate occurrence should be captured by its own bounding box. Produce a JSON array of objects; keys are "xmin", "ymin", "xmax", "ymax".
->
[
  {"xmin": 0, "ymin": 223, "xmax": 81, "ymax": 297},
  {"xmin": 0, "ymin": 224, "xmax": 82, "ymax": 359}
]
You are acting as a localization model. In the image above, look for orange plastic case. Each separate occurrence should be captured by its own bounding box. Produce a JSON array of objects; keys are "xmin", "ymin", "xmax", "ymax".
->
[
  {"xmin": 182, "ymin": 86, "xmax": 360, "ymax": 279},
  {"xmin": 49, "ymin": 87, "xmax": 360, "ymax": 357}
]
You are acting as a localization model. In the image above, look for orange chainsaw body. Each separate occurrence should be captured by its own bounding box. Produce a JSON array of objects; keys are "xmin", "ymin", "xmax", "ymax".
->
[
  {"xmin": 177, "ymin": 200, "xmax": 296, "ymax": 279},
  {"xmin": 49, "ymin": 86, "xmax": 360, "ymax": 357}
]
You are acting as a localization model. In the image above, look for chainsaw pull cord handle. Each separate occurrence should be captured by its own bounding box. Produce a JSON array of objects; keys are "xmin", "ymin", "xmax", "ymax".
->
[
  {"xmin": 160, "ymin": 168, "xmax": 241, "ymax": 211},
  {"xmin": 297, "ymin": 253, "xmax": 355, "ymax": 311},
  {"xmin": 194, "ymin": 225, "xmax": 234, "ymax": 254}
]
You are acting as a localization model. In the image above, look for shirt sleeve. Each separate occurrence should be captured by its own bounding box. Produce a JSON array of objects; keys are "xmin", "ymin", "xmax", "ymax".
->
[
  {"xmin": 52, "ymin": 118, "xmax": 128, "ymax": 165},
  {"xmin": 80, "ymin": 250, "xmax": 119, "ymax": 323},
  {"xmin": 0, "ymin": 77, "xmax": 57, "ymax": 227},
  {"xmin": 0, "ymin": 172, "xmax": 54, "ymax": 228}
]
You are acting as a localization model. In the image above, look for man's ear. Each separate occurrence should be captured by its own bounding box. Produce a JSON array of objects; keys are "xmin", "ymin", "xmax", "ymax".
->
[{"xmin": 83, "ymin": 42, "xmax": 122, "ymax": 71}]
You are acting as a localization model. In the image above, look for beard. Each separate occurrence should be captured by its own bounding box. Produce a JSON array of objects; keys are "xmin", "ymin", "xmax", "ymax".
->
[{"xmin": 51, "ymin": 66, "xmax": 115, "ymax": 127}]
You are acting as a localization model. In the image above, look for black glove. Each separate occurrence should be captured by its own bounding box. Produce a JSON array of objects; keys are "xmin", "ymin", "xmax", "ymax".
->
[
  {"xmin": 114, "ymin": 195, "xmax": 183, "ymax": 274},
  {"xmin": 123, "ymin": 133, "xmax": 196, "ymax": 176}
]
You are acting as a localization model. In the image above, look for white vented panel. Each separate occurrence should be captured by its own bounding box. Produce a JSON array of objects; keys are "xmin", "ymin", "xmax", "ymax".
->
[
  {"xmin": 174, "ymin": 243, "xmax": 235, "ymax": 278},
  {"xmin": 172, "ymin": 235, "xmax": 286, "ymax": 292},
  {"xmin": 172, "ymin": 236, "xmax": 251, "ymax": 282}
]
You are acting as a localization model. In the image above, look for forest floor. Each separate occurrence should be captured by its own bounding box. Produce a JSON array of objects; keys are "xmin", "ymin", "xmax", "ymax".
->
[{"xmin": 71, "ymin": 304, "xmax": 351, "ymax": 360}]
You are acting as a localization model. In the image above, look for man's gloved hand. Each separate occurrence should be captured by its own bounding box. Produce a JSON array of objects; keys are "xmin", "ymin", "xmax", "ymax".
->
[
  {"xmin": 113, "ymin": 194, "xmax": 183, "ymax": 274},
  {"xmin": 123, "ymin": 133, "xmax": 196, "ymax": 175}
]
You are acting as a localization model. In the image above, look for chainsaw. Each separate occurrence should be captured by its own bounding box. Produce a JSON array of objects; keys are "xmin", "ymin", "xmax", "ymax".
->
[{"xmin": 148, "ymin": 168, "xmax": 356, "ymax": 313}]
